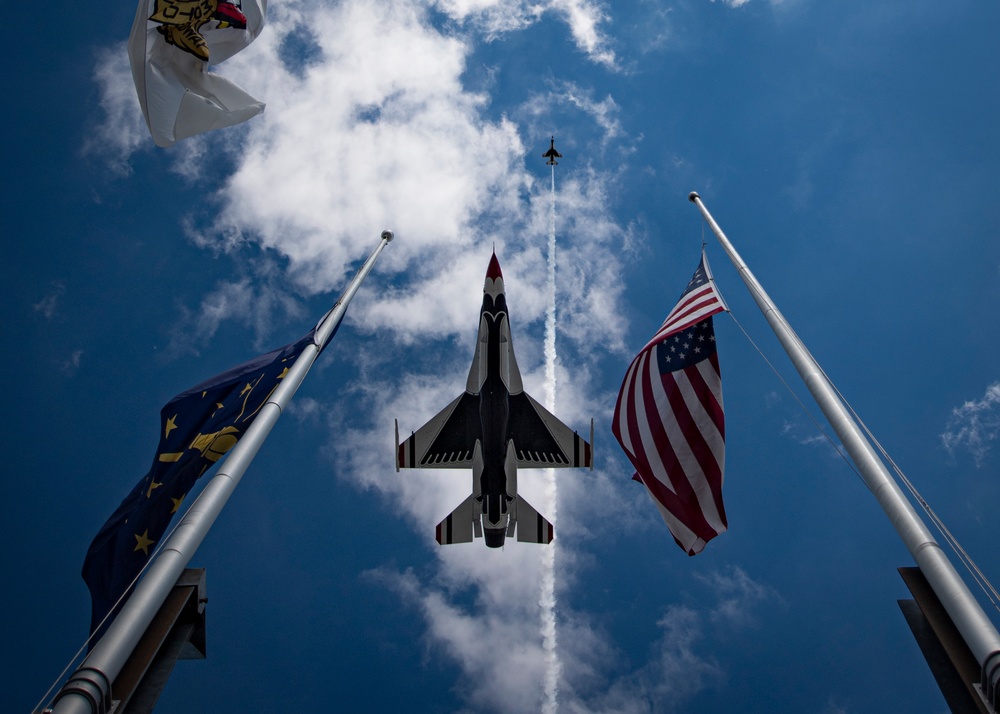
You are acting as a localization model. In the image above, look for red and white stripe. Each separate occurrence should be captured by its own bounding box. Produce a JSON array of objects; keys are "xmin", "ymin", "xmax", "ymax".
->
[{"xmin": 641, "ymin": 283, "xmax": 726, "ymax": 353}]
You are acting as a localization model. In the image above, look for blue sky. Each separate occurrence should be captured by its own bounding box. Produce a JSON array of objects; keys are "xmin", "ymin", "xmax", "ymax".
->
[{"xmin": 5, "ymin": 0, "xmax": 1000, "ymax": 712}]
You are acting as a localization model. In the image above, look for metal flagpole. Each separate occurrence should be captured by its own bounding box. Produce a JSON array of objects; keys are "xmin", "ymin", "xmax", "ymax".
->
[
  {"xmin": 689, "ymin": 191, "xmax": 1000, "ymax": 708},
  {"xmin": 50, "ymin": 230, "xmax": 395, "ymax": 714}
]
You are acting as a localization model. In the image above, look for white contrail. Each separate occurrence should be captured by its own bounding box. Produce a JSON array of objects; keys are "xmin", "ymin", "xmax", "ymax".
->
[
  {"xmin": 544, "ymin": 169, "xmax": 557, "ymax": 402},
  {"xmin": 541, "ymin": 163, "xmax": 561, "ymax": 714}
]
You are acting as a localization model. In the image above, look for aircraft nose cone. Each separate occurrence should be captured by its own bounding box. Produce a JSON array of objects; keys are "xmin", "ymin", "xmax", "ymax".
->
[{"xmin": 486, "ymin": 252, "xmax": 503, "ymax": 281}]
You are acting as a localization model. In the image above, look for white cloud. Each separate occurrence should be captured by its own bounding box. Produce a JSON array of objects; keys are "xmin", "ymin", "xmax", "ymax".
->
[
  {"xmin": 87, "ymin": 0, "xmax": 619, "ymax": 176},
  {"xmin": 817, "ymin": 702, "xmax": 849, "ymax": 714},
  {"xmin": 695, "ymin": 565, "xmax": 781, "ymax": 629},
  {"xmin": 165, "ymin": 272, "xmax": 305, "ymax": 357},
  {"xmin": 367, "ymin": 555, "xmax": 768, "ymax": 714},
  {"xmin": 779, "ymin": 418, "xmax": 846, "ymax": 458},
  {"xmin": 435, "ymin": 0, "xmax": 542, "ymax": 38},
  {"xmin": 642, "ymin": 606, "xmax": 725, "ymax": 703},
  {"xmin": 557, "ymin": 566, "xmax": 778, "ymax": 712},
  {"xmin": 33, "ymin": 282, "xmax": 66, "ymax": 320},
  {"xmin": 942, "ymin": 382, "xmax": 1000, "ymax": 467},
  {"xmin": 370, "ymin": 565, "xmax": 553, "ymax": 710},
  {"xmin": 521, "ymin": 81, "xmax": 624, "ymax": 147},
  {"xmin": 709, "ymin": 0, "xmax": 793, "ymax": 7},
  {"xmin": 549, "ymin": 0, "xmax": 617, "ymax": 68},
  {"xmin": 84, "ymin": 46, "xmax": 148, "ymax": 175},
  {"xmin": 59, "ymin": 349, "xmax": 84, "ymax": 377},
  {"xmin": 145, "ymin": 0, "xmax": 629, "ymax": 349},
  {"xmin": 197, "ymin": 2, "xmax": 538, "ymax": 310},
  {"xmin": 286, "ymin": 395, "xmax": 324, "ymax": 424},
  {"xmin": 437, "ymin": 0, "xmax": 616, "ymax": 68},
  {"xmin": 557, "ymin": 605, "xmax": 724, "ymax": 714}
]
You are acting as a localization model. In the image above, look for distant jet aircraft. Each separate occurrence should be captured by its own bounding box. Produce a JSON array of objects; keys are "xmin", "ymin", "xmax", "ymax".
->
[
  {"xmin": 396, "ymin": 252, "xmax": 593, "ymax": 548},
  {"xmin": 542, "ymin": 136, "xmax": 563, "ymax": 165}
]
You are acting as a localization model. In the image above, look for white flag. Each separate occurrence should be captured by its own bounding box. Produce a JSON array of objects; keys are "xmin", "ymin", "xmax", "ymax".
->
[{"xmin": 128, "ymin": 0, "xmax": 266, "ymax": 148}]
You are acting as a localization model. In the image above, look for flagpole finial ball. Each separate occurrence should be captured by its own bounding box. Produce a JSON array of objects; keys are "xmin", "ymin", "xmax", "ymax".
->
[
  {"xmin": 381, "ymin": 229, "xmax": 395, "ymax": 242},
  {"xmin": 688, "ymin": 192, "xmax": 700, "ymax": 202}
]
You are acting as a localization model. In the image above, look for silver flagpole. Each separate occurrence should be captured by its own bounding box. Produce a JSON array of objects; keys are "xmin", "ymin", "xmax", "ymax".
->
[
  {"xmin": 689, "ymin": 191, "xmax": 1000, "ymax": 707},
  {"xmin": 50, "ymin": 230, "xmax": 394, "ymax": 714}
]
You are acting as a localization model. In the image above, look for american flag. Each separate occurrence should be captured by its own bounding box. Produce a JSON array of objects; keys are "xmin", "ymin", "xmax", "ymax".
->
[{"xmin": 612, "ymin": 253, "xmax": 728, "ymax": 555}]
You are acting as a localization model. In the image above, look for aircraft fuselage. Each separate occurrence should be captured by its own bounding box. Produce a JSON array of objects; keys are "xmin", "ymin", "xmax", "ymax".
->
[{"xmin": 476, "ymin": 291, "xmax": 515, "ymax": 546}]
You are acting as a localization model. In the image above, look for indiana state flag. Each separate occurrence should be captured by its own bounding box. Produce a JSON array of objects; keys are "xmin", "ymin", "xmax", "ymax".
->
[{"xmin": 82, "ymin": 327, "xmax": 318, "ymax": 641}]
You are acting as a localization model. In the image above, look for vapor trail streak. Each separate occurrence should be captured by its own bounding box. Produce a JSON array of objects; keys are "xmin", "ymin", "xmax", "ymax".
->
[{"xmin": 541, "ymin": 164, "xmax": 561, "ymax": 714}]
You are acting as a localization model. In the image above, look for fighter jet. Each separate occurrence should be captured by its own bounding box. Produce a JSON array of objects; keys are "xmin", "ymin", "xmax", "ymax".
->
[
  {"xmin": 542, "ymin": 136, "xmax": 562, "ymax": 165},
  {"xmin": 395, "ymin": 253, "xmax": 593, "ymax": 548}
]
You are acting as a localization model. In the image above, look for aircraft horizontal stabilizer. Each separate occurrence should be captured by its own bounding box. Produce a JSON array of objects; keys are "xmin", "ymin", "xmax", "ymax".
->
[
  {"xmin": 436, "ymin": 493, "xmax": 478, "ymax": 545},
  {"xmin": 515, "ymin": 495, "xmax": 554, "ymax": 544}
]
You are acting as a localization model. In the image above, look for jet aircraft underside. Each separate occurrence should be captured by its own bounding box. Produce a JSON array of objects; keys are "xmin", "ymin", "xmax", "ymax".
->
[{"xmin": 395, "ymin": 252, "xmax": 592, "ymax": 547}]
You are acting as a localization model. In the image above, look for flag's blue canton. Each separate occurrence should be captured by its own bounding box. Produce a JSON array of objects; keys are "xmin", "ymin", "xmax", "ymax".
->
[
  {"xmin": 656, "ymin": 317, "xmax": 717, "ymax": 373},
  {"xmin": 82, "ymin": 329, "xmax": 316, "ymax": 642},
  {"xmin": 681, "ymin": 263, "xmax": 710, "ymax": 295}
]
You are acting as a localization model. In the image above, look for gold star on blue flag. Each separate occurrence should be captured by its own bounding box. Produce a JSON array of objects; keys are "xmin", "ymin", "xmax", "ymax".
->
[{"xmin": 82, "ymin": 326, "xmax": 323, "ymax": 642}]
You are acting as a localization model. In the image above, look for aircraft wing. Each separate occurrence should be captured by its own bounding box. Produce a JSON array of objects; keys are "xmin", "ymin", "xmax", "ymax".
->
[
  {"xmin": 397, "ymin": 393, "xmax": 482, "ymax": 469},
  {"xmin": 507, "ymin": 393, "xmax": 592, "ymax": 469}
]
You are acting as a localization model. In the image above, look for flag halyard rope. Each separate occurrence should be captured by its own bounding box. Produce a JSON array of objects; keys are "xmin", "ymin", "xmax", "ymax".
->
[{"xmin": 726, "ymin": 309, "xmax": 1000, "ymax": 616}]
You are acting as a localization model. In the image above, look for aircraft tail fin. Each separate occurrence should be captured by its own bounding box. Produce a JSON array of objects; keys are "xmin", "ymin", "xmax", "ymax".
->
[{"xmin": 515, "ymin": 495, "xmax": 554, "ymax": 544}]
